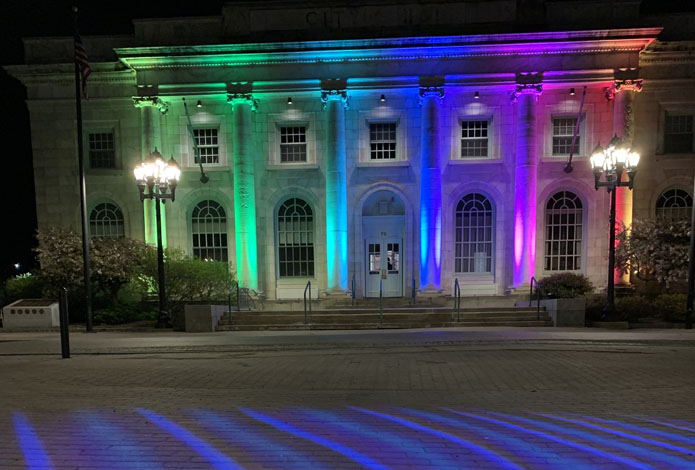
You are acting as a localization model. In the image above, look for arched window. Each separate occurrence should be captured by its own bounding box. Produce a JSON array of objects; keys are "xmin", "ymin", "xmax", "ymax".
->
[
  {"xmin": 455, "ymin": 193, "xmax": 493, "ymax": 273},
  {"xmin": 545, "ymin": 191, "xmax": 583, "ymax": 271},
  {"xmin": 89, "ymin": 202, "xmax": 124, "ymax": 238},
  {"xmin": 277, "ymin": 198, "xmax": 314, "ymax": 277},
  {"xmin": 191, "ymin": 200, "xmax": 228, "ymax": 262},
  {"xmin": 656, "ymin": 188, "xmax": 692, "ymax": 221}
]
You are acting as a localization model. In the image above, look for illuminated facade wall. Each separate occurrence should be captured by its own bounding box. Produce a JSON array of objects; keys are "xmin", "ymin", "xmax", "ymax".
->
[{"xmin": 10, "ymin": 1, "xmax": 694, "ymax": 301}]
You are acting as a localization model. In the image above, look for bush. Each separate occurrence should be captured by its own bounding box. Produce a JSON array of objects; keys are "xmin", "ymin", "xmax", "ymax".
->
[
  {"xmin": 135, "ymin": 248, "xmax": 235, "ymax": 329},
  {"xmin": 4, "ymin": 273, "xmax": 44, "ymax": 303},
  {"xmin": 585, "ymin": 293, "xmax": 687, "ymax": 323},
  {"xmin": 652, "ymin": 294, "xmax": 686, "ymax": 323},
  {"xmin": 539, "ymin": 273, "xmax": 593, "ymax": 299},
  {"xmin": 93, "ymin": 302, "xmax": 157, "ymax": 325}
]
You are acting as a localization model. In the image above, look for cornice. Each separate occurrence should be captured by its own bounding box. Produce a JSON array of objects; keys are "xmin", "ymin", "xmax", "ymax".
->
[{"xmin": 115, "ymin": 28, "xmax": 660, "ymax": 70}]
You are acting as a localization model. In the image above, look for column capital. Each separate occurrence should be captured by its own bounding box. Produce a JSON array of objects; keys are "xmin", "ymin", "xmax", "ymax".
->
[
  {"xmin": 510, "ymin": 72, "xmax": 543, "ymax": 103},
  {"xmin": 227, "ymin": 93, "xmax": 259, "ymax": 111},
  {"xmin": 132, "ymin": 96, "xmax": 169, "ymax": 114},
  {"xmin": 604, "ymin": 68, "xmax": 643, "ymax": 101},
  {"xmin": 226, "ymin": 82, "xmax": 258, "ymax": 110},
  {"xmin": 418, "ymin": 86, "xmax": 445, "ymax": 105},
  {"xmin": 320, "ymin": 89, "xmax": 350, "ymax": 110}
]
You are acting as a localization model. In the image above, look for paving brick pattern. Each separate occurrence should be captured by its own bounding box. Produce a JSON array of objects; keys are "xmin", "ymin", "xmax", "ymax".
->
[{"xmin": 0, "ymin": 328, "xmax": 694, "ymax": 469}]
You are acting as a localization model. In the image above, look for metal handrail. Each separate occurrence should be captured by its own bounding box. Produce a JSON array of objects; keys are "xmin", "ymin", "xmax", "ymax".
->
[
  {"xmin": 303, "ymin": 281, "xmax": 312, "ymax": 325},
  {"xmin": 529, "ymin": 276, "xmax": 542, "ymax": 320},
  {"xmin": 454, "ymin": 278, "xmax": 461, "ymax": 322},
  {"xmin": 379, "ymin": 279, "xmax": 383, "ymax": 323},
  {"xmin": 412, "ymin": 277, "xmax": 416, "ymax": 305},
  {"xmin": 351, "ymin": 275, "xmax": 355, "ymax": 306}
]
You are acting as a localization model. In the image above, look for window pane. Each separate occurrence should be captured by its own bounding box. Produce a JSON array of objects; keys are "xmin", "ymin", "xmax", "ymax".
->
[
  {"xmin": 88, "ymin": 132, "xmax": 116, "ymax": 169},
  {"xmin": 454, "ymin": 193, "xmax": 494, "ymax": 273},
  {"xmin": 89, "ymin": 202, "xmax": 124, "ymax": 238},
  {"xmin": 191, "ymin": 200, "xmax": 228, "ymax": 262},
  {"xmin": 193, "ymin": 128, "xmax": 220, "ymax": 164},
  {"xmin": 277, "ymin": 198, "xmax": 315, "ymax": 277},
  {"xmin": 544, "ymin": 191, "xmax": 582, "ymax": 271}
]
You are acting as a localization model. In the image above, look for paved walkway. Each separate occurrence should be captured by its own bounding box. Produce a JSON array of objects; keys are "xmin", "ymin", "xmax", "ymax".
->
[{"xmin": 1, "ymin": 327, "xmax": 694, "ymax": 469}]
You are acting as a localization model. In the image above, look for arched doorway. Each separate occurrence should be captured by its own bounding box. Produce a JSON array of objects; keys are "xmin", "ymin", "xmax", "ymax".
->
[{"xmin": 362, "ymin": 190, "xmax": 405, "ymax": 297}]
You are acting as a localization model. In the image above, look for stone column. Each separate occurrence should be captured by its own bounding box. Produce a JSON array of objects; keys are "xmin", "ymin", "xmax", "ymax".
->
[
  {"xmin": 606, "ymin": 70, "xmax": 643, "ymax": 285},
  {"xmin": 228, "ymin": 88, "xmax": 259, "ymax": 290},
  {"xmin": 133, "ymin": 92, "xmax": 169, "ymax": 248},
  {"xmin": 418, "ymin": 84, "xmax": 445, "ymax": 291},
  {"xmin": 511, "ymin": 73, "xmax": 543, "ymax": 288},
  {"xmin": 321, "ymin": 84, "xmax": 349, "ymax": 292}
]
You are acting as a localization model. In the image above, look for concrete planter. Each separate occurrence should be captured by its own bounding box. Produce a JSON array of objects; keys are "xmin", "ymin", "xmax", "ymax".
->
[
  {"xmin": 184, "ymin": 304, "xmax": 227, "ymax": 332},
  {"xmin": 539, "ymin": 298, "xmax": 586, "ymax": 327}
]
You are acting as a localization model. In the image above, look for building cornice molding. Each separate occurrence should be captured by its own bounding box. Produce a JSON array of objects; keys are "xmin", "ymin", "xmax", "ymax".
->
[{"xmin": 113, "ymin": 28, "xmax": 660, "ymax": 70}]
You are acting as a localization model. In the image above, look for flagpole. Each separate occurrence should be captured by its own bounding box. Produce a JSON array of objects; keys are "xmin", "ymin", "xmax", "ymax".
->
[{"xmin": 73, "ymin": 6, "xmax": 93, "ymax": 333}]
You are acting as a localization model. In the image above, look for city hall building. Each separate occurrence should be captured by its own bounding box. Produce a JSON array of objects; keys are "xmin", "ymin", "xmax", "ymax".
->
[{"xmin": 6, "ymin": 1, "xmax": 695, "ymax": 301}]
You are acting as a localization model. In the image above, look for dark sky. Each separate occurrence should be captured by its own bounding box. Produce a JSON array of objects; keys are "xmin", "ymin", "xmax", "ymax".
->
[
  {"xmin": 0, "ymin": 0, "xmax": 692, "ymax": 281},
  {"xmin": 0, "ymin": 1, "xmax": 227, "ymax": 281}
]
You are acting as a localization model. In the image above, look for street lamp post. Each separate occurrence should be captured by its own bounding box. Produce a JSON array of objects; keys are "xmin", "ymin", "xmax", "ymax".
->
[
  {"xmin": 590, "ymin": 135, "xmax": 640, "ymax": 317},
  {"xmin": 134, "ymin": 148, "xmax": 181, "ymax": 328}
]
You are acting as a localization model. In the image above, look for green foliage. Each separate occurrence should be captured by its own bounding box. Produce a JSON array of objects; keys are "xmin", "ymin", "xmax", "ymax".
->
[
  {"xmin": 35, "ymin": 227, "xmax": 84, "ymax": 296},
  {"xmin": 90, "ymin": 236, "xmax": 147, "ymax": 303},
  {"xmin": 93, "ymin": 302, "xmax": 157, "ymax": 325},
  {"xmin": 616, "ymin": 218, "xmax": 690, "ymax": 289},
  {"xmin": 35, "ymin": 227, "xmax": 147, "ymax": 303},
  {"xmin": 3, "ymin": 273, "xmax": 44, "ymax": 303},
  {"xmin": 539, "ymin": 272, "xmax": 593, "ymax": 299},
  {"xmin": 135, "ymin": 248, "xmax": 235, "ymax": 327}
]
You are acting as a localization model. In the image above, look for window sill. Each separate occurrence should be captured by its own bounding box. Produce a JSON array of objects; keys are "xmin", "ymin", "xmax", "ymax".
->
[
  {"xmin": 453, "ymin": 274, "xmax": 495, "ymax": 282},
  {"xmin": 447, "ymin": 157, "xmax": 501, "ymax": 165},
  {"xmin": 355, "ymin": 160, "xmax": 410, "ymax": 168},
  {"xmin": 183, "ymin": 165, "xmax": 229, "ymax": 172},
  {"xmin": 541, "ymin": 155, "xmax": 587, "ymax": 162},
  {"xmin": 266, "ymin": 162, "xmax": 319, "ymax": 170}
]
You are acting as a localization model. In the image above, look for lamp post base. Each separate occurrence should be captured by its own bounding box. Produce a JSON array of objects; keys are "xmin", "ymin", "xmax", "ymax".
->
[{"xmin": 155, "ymin": 311, "xmax": 171, "ymax": 329}]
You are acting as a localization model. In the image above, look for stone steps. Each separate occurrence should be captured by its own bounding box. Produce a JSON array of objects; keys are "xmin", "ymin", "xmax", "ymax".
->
[{"xmin": 216, "ymin": 306, "xmax": 551, "ymax": 331}]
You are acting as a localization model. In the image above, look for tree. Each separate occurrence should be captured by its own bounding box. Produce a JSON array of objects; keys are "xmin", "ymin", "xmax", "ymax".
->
[
  {"xmin": 35, "ymin": 227, "xmax": 146, "ymax": 302},
  {"xmin": 615, "ymin": 218, "xmax": 690, "ymax": 289}
]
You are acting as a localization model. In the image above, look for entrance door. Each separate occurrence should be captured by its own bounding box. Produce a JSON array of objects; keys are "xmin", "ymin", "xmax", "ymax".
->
[{"xmin": 365, "ymin": 234, "xmax": 403, "ymax": 297}]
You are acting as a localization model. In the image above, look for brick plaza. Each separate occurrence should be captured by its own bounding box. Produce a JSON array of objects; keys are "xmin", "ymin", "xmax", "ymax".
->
[{"xmin": 1, "ymin": 327, "xmax": 694, "ymax": 469}]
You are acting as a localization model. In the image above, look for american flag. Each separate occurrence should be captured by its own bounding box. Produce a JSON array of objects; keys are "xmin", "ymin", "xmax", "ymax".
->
[{"xmin": 74, "ymin": 34, "xmax": 92, "ymax": 99}]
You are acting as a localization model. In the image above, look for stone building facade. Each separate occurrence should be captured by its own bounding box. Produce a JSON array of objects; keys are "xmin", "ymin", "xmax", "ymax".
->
[{"xmin": 5, "ymin": 1, "xmax": 695, "ymax": 301}]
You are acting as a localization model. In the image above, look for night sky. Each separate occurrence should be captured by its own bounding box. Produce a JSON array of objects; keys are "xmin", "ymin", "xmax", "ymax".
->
[{"xmin": 0, "ymin": 0, "xmax": 691, "ymax": 282}]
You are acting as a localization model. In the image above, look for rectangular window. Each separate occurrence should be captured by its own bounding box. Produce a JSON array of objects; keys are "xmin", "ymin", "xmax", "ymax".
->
[
  {"xmin": 665, "ymin": 114, "xmax": 694, "ymax": 153},
  {"xmin": 552, "ymin": 117, "xmax": 580, "ymax": 156},
  {"xmin": 368, "ymin": 243, "xmax": 381, "ymax": 274},
  {"xmin": 370, "ymin": 123, "xmax": 397, "ymax": 160},
  {"xmin": 193, "ymin": 128, "xmax": 219, "ymax": 164},
  {"xmin": 280, "ymin": 126, "xmax": 307, "ymax": 162},
  {"xmin": 460, "ymin": 120, "xmax": 489, "ymax": 158},
  {"xmin": 88, "ymin": 132, "xmax": 115, "ymax": 169}
]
